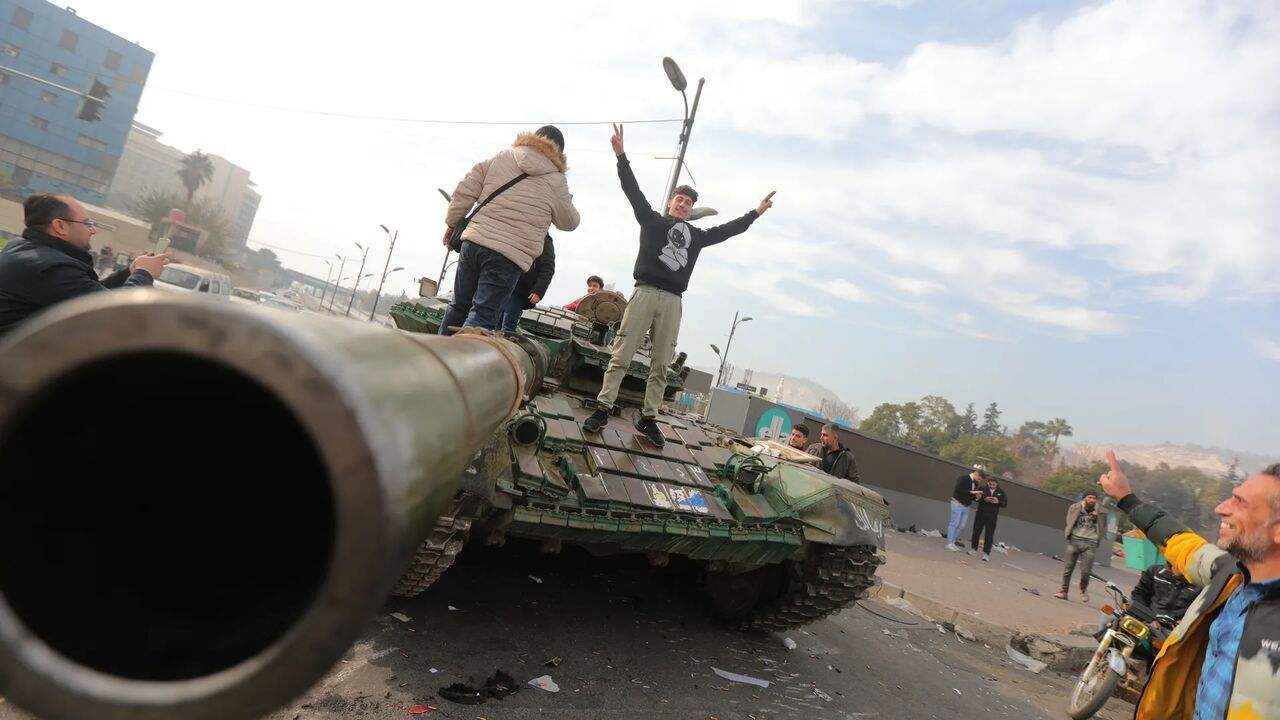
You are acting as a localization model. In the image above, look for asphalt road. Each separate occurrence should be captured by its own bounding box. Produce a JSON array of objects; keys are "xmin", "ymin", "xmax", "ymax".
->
[{"xmin": 0, "ymin": 542, "xmax": 1131, "ymax": 720}]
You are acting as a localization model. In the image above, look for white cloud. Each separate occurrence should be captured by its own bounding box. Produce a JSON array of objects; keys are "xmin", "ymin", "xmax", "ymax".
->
[
  {"xmin": 956, "ymin": 312, "xmax": 975, "ymax": 325},
  {"xmin": 65, "ymin": 0, "xmax": 1278, "ymax": 339},
  {"xmin": 892, "ymin": 276, "xmax": 945, "ymax": 295},
  {"xmin": 821, "ymin": 279, "xmax": 872, "ymax": 303},
  {"xmin": 1256, "ymin": 339, "xmax": 1280, "ymax": 361}
]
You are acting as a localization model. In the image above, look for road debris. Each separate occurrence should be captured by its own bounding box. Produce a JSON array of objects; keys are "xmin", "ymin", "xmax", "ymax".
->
[
  {"xmin": 391, "ymin": 612, "xmax": 412, "ymax": 623},
  {"xmin": 712, "ymin": 667, "xmax": 770, "ymax": 689},
  {"xmin": 782, "ymin": 637, "xmax": 797, "ymax": 650},
  {"xmin": 1006, "ymin": 645, "xmax": 1048, "ymax": 674},
  {"xmin": 544, "ymin": 656, "xmax": 563, "ymax": 667},
  {"xmin": 438, "ymin": 670, "xmax": 521, "ymax": 705},
  {"xmin": 528, "ymin": 575, "xmax": 543, "ymax": 584},
  {"xmin": 815, "ymin": 688, "xmax": 832, "ymax": 701},
  {"xmin": 409, "ymin": 706, "xmax": 429, "ymax": 715},
  {"xmin": 528, "ymin": 675, "xmax": 560, "ymax": 693}
]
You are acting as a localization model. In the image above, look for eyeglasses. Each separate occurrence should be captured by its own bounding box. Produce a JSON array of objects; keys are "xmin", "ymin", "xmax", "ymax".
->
[{"xmin": 55, "ymin": 217, "xmax": 97, "ymax": 229}]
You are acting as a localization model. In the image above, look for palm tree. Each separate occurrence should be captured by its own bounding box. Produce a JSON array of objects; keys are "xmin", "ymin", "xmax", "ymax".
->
[
  {"xmin": 177, "ymin": 151, "xmax": 215, "ymax": 208},
  {"xmin": 1045, "ymin": 418, "xmax": 1074, "ymax": 456}
]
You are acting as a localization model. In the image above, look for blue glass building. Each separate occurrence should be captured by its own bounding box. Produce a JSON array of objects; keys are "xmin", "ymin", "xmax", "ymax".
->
[{"xmin": 0, "ymin": 1, "xmax": 151, "ymax": 204}]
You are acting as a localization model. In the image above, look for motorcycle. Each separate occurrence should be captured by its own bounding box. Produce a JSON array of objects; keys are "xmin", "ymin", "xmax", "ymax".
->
[{"xmin": 1067, "ymin": 573, "xmax": 1175, "ymax": 719}]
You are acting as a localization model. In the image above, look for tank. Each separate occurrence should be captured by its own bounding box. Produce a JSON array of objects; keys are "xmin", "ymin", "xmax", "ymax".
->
[
  {"xmin": 390, "ymin": 291, "xmax": 891, "ymax": 630},
  {"xmin": 0, "ymin": 291, "xmax": 546, "ymax": 720}
]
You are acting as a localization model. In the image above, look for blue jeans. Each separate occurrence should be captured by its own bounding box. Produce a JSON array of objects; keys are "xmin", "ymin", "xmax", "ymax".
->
[
  {"xmin": 497, "ymin": 287, "xmax": 526, "ymax": 333},
  {"xmin": 439, "ymin": 241, "xmax": 521, "ymax": 336},
  {"xmin": 946, "ymin": 500, "xmax": 970, "ymax": 546}
]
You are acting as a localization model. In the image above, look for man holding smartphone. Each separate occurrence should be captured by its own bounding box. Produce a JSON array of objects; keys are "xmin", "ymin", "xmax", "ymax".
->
[
  {"xmin": 946, "ymin": 467, "xmax": 987, "ymax": 551},
  {"xmin": 0, "ymin": 193, "xmax": 170, "ymax": 338}
]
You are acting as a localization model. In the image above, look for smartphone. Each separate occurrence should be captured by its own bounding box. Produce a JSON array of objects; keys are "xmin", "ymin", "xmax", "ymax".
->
[{"xmin": 153, "ymin": 236, "xmax": 170, "ymax": 255}]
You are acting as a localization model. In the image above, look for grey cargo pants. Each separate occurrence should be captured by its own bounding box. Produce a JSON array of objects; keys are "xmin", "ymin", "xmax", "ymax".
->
[{"xmin": 1060, "ymin": 537, "xmax": 1097, "ymax": 593}]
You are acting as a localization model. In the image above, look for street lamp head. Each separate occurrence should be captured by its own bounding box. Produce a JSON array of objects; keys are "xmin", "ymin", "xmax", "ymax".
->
[
  {"xmin": 686, "ymin": 206, "xmax": 719, "ymax": 222},
  {"xmin": 662, "ymin": 57, "xmax": 688, "ymax": 92},
  {"xmin": 437, "ymin": 188, "xmax": 451, "ymax": 202},
  {"xmin": 741, "ymin": 316, "xmax": 753, "ymax": 323},
  {"xmin": 354, "ymin": 242, "xmax": 364, "ymax": 252},
  {"xmin": 391, "ymin": 266, "xmax": 404, "ymax": 273},
  {"xmin": 710, "ymin": 343, "xmax": 721, "ymax": 356},
  {"xmin": 379, "ymin": 224, "xmax": 391, "ymax": 236}
]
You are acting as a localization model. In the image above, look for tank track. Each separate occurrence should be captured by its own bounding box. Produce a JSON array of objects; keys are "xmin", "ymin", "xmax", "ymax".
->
[
  {"xmin": 391, "ymin": 495, "xmax": 479, "ymax": 598},
  {"xmin": 735, "ymin": 545, "xmax": 885, "ymax": 631}
]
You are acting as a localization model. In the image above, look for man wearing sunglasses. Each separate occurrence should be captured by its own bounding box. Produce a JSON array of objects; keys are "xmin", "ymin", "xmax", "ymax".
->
[{"xmin": 0, "ymin": 193, "xmax": 170, "ymax": 338}]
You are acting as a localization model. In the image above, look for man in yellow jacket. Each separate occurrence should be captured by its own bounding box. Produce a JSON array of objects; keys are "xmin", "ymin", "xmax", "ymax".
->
[{"xmin": 1099, "ymin": 450, "xmax": 1279, "ymax": 719}]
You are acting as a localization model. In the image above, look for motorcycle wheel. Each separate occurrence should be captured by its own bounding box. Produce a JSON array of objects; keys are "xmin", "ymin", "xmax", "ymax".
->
[{"xmin": 1067, "ymin": 638, "xmax": 1124, "ymax": 719}]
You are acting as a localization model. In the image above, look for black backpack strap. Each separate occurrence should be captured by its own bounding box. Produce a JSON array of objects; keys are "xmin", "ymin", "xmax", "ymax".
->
[{"xmin": 465, "ymin": 172, "xmax": 530, "ymax": 221}]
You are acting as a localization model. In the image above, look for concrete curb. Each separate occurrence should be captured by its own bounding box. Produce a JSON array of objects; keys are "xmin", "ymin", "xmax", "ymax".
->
[
  {"xmin": 871, "ymin": 581, "xmax": 1013, "ymax": 649},
  {"xmin": 869, "ymin": 581, "xmax": 1094, "ymax": 672}
]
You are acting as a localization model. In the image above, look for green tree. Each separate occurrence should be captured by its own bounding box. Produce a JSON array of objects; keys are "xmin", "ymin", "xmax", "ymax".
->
[
  {"xmin": 1042, "ymin": 460, "xmax": 1108, "ymax": 498},
  {"xmin": 1014, "ymin": 421, "xmax": 1051, "ymax": 457},
  {"xmin": 909, "ymin": 395, "xmax": 962, "ymax": 453},
  {"xmin": 177, "ymin": 151, "xmax": 215, "ymax": 208},
  {"xmin": 980, "ymin": 402, "xmax": 1003, "ymax": 437},
  {"xmin": 1044, "ymin": 418, "xmax": 1074, "ymax": 455},
  {"xmin": 940, "ymin": 434, "xmax": 1018, "ymax": 474},
  {"xmin": 130, "ymin": 190, "xmax": 234, "ymax": 259},
  {"xmin": 958, "ymin": 403, "xmax": 979, "ymax": 436},
  {"xmin": 1223, "ymin": 456, "xmax": 1243, "ymax": 487},
  {"xmin": 860, "ymin": 402, "xmax": 911, "ymax": 443}
]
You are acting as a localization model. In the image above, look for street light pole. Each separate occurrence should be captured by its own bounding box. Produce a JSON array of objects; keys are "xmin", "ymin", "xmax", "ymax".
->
[
  {"xmin": 369, "ymin": 225, "xmax": 399, "ymax": 321},
  {"xmin": 319, "ymin": 260, "xmax": 334, "ymax": 306},
  {"xmin": 716, "ymin": 312, "xmax": 752, "ymax": 387},
  {"xmin": 345, "ymin": 242, "xmax": 370, "ymax": 317},
  {"xmin": 325, "ymin": 254, "xmax": 347, "ymax": 312},
  {"xmin": 660, "ymin": 57, "xmax": 706, "ymax": 217}
]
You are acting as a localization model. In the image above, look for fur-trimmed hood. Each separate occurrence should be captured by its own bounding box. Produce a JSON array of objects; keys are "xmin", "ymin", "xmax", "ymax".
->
[{"xmin": 513, "ymin": 132, "xmax": 568, "ymax": 173}]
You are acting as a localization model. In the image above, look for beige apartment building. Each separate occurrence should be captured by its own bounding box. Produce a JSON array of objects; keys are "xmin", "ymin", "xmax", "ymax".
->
[{"xmin": 105, "ymin": 122, "xmax": 261, "ymax": 250}]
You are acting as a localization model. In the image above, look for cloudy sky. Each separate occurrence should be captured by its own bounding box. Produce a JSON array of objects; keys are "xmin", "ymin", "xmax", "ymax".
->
[{"xmin": 70, "ymin": 0, "xmax": 1278, "ymax": 453}]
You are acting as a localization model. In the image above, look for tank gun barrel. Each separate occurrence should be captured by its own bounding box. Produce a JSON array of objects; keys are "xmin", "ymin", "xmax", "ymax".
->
[{"xmin": 0, "ymin": 291, "xmax": 544, "ymax": 720}]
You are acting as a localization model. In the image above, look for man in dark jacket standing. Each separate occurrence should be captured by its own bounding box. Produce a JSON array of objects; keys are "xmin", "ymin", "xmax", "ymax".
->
[
  {"xmin": 805, "ymin": 424, "xmax": 859, "ymax": 483},
  {"xmin": 1058, "ymin": 490, "xmax": 1104, "ymax": 601},
  {"xmin": 582, "ymin": 124, "xmax": 775, "ymax": 447},
  {"xmin": 969, "ymin": 475, "xmax": 1008, "ymax": 561},
  {"xmin": 497, "ymin": 234, "xmax": 555, "ymax": 333},
  {"xmin": 946, "ymin": 467, "xmax": 986, "ymax": 551},
  {"xmin": 0, "ymin": 193, "xmax": 168, "ymax": 339}
]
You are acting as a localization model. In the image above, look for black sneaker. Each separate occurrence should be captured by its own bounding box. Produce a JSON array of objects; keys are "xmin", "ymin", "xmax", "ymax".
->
[
  {"xmin": 582, "ymin": 408, "xmax": 609, "ymax": 434},
  {"xmin": 634, "ymin": 416, "xmax": 666, "ymax": 448}
]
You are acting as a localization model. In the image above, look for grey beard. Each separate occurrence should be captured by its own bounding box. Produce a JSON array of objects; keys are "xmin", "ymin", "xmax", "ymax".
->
[{"xmin": 1220, "ymin": 531, "xmax": 1270, "ymax": 563}]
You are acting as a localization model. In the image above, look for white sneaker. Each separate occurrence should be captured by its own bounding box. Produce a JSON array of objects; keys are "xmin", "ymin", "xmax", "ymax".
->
[
  {"xmin": 946, "ymin": 544, "xmax": 960, "ymax": 552},
  {"xmin": 981, "ymin": 553, "xmax": 990, "ymax": 562}
]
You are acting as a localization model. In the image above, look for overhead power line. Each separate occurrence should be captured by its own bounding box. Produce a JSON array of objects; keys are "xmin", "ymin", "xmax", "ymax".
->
[
  {"xmin": 246, "ymin": 239, "xmax": 335, "ymax": 259},
  {"xmin": 149, "ymin": 86, "xmax": 684, "ymax": 126}
]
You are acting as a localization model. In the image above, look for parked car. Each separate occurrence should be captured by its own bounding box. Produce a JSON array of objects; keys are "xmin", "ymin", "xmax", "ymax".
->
[{"xmin": 153, "ymin": 263, "xmax": 232, "ymax": 298}]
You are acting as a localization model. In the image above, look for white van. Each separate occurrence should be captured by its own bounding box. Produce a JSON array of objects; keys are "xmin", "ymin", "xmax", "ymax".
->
[{"xmin": 153, "ymin": 263, "xmax": 232, "ymax": 297}]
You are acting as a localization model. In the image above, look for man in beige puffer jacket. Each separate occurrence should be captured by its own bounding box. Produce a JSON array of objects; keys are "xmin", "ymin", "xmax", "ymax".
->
[{"xmin": 439, "ymin": 126, "xmax": 580, "ymax": 334}]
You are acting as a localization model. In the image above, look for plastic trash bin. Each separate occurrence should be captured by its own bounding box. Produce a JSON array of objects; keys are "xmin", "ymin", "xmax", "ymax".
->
[{"xmin": 1122, "ymin": 535, "xmax": 1162, "ymax": 571}]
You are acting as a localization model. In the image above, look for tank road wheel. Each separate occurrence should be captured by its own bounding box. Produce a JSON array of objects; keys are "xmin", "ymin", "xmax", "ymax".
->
[
  {"xmin": 392, "ymin": 496, "xmax": 477, "ymax": 597},
  {"xmin": 706, "ymin": 545, "xmax": 884, "ymax": 631},
  {"xmin": 705, "ymin": 565, "xmax": 781, "ymax": 620}
]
